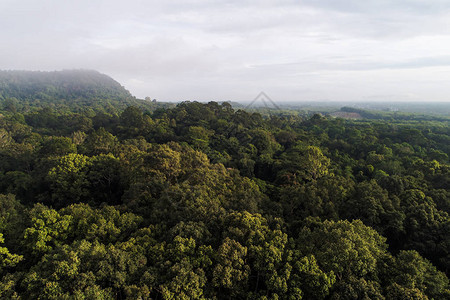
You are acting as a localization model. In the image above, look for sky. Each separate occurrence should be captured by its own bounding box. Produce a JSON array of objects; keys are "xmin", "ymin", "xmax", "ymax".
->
[{"xmin": 1, "ymin": 0, "xmax": 450, "ymax": 102}]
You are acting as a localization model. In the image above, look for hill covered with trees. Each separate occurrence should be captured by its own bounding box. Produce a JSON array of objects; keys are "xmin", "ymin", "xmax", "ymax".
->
[
  {"xmin": 0, "ymin": 76, "xmax": 449, "ymax": 299},
  {"xmin": 0, "ymin": 70, "xmax": 167, "ymax": 114}
]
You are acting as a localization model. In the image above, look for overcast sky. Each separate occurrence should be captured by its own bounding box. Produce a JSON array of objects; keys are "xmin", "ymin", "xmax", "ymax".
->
[{"xmin": 2, "ymin": 0, "xmax": 450, "ymax": 102}]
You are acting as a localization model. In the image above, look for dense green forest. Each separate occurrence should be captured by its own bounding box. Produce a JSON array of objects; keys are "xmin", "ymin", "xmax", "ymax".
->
[{"xmin": 0, "ymin": 72, "xmax": 449, "ymax": 299}]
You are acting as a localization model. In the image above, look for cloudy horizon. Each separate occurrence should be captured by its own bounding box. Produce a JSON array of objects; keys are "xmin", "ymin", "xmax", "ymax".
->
[{"xmin": 2, "ymin": 0, "xmax": 450, "ymax": 102}]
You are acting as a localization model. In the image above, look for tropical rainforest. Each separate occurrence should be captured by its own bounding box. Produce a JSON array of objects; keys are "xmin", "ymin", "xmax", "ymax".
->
[{"xmin": 0, "ymin": 70, "xmax": 449, "ymax": 299}]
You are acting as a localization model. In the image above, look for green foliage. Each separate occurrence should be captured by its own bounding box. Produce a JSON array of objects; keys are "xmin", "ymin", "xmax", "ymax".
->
[
  {"xmin": 0, "ymin": 70, "xmax": 148, "ymax": 114},
  {"xmin": 61, "ymin": 204, "xmax": 143, "ymax": 243},
  {"xmin": 87, "ymin": 154, "xmax": 126, "ymax": 205},
  {"xmin": 297, "ymin": 219, "xmax": 387, "ymax": 280},
  {"xmin": 212, "ymin": 237, "xmax": 250, "ymax": 294},
  {"xmin": 39, "ymin": 136, "xmax": 77, "ymax": 157},
  {"xmin": 47, "ymin": 153, "xmax": 91, "ymax": 206},
  {"xmin": 280, "ymin": 175, "xmax": 354, "ymax": 223},
  {"xmin": 23, "ymin": 204, "xmax": 71, "ymax": 254},
  {"xmin": 0, "ymin": 95, "xmax": 448, "ymax": 299},
  {"xmin": 381, "ymin": 250, "xmax": 450, "ymax": 299},
  {"xmin": 81, "ymin": 128, "xmax": 117, "ymax": 156},
  {"xmin": 288, "ymin": 254, "xmax": 336, "ymax": 299},
  {"xmin": 0, "ymin": 233, "xmax": 23, "ymax": 272},
  {"xmin": 341, "ymin": 180, "xmax": 404, "ymax": 238},
  {"xmin": 187, "ymin": 126, "xmax": 213, "ymax": 150},
  {"xmin": 277, "ymin": 145, "xmax": 330, "ymax": 183}
]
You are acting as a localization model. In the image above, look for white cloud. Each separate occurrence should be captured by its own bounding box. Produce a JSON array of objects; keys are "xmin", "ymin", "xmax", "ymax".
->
[{"xmin": 1, "ymin": 0, "xmax": 450, "ymax": 101}]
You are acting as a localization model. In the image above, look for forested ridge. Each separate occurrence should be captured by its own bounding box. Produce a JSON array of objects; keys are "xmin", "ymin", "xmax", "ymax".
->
[
  {"xmin": 0, "ymin": 70, "xmax": 167, "ymax": 114},
  {"xmin": 0, "ymin": 76, "xmax": 449, "ymax": 299}
]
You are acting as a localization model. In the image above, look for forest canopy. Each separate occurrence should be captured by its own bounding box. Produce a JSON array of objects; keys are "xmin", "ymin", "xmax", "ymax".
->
[{"xmin": 0, "ymin": 71, "xmax": 449, "ymax": 299}]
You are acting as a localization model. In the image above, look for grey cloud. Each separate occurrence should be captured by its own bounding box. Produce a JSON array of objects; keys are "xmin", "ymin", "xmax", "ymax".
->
[
  {"xmin": 249, "ymin": 55, "xmax": 450, "ymax": 73},
  {"xmin": 299, "ymin": 0, "xmax": 450, "ymax": 15},
  {"xmin": 1, "ymin": 1, "xmax": 450, "ymax": 101}
]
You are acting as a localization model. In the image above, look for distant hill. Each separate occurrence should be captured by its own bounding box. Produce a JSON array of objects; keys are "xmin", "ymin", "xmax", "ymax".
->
[
  {"xmin": 335, "ymin": 106, "xmax": 450, "ymax": 121},
  {"xmin": 0, "ymin": 69, "xmax": 161, "ymax": 114}
]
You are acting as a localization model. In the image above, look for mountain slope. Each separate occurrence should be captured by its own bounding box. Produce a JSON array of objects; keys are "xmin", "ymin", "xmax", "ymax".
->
[{"xmin": 0, "ymin": 69, "xmax": 154, "ymax": 113}]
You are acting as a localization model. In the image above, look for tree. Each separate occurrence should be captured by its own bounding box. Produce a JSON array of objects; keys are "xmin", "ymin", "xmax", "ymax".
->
[
  {"xmin": 160, "ymin": 259, "xmax": 207, "ymax": 300},
  {"xmin": 400, "ymin": 190, "xmax": 450, "ymax": 272},
  {"xmin": 381, "ymin": 250, "xmax": 449, "ymax": 299},
  {"xmin": 60, "ymin": 204, "xmax": 142, "ymax": 244},
  {"xmin": 223, "ymin": 211, "xmax": 288, "ymax": 295},
  {"xmin": 87, "ymin": 154, "xmax": 126, "ymax": 205},
  {"xmin": 341, "ymin": 180, "xmax": 404, "ymax": 240},
  {"xmin": 47, "ymin": 153, "xmax": 91, "ymax": 206},
  {"xmin": 187, "ymin": 126, "xmax": 213, "ymax": 150},
  {"xmin": 81, "ymin": 127, "xmax": 117, "ymax": 156},
  {"xmin": 39, "ymin": 136, "xmax": 77, "ymax": 157},
  {"xmin": 287, "ymin": 254, "xmax": 336, "ymax": 300},
  {"xmin": 212, "ymin": 237, "xmax": 250, "ymax": 297},
  {"xmin": 277, "ymin": 145, "xmax": 330, "ymax": 183},
  {"xmin": 23, "ymin": 204, "xmax": 72, "ymax": 255},
  {"xmin": 0, "ymin": 233, "xmax": 22, "ymax": 272},
  {"xmin": 297, "ymin": 218, "xmax": 387, "ymax": 281},
  {"xmin": 280, "ymin": 175, "xmax": 354, "ymax": 224},
  {"xmin": 21, "ymin": 239, "xmax": 147, "ymax": 299}
]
